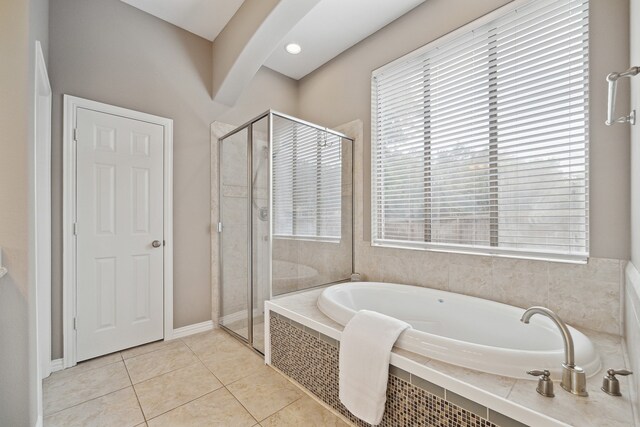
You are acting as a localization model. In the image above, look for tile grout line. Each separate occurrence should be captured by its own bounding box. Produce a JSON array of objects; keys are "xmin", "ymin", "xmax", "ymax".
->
[
  {"xmin": 192, "ymin": 330, "xmax": 311, "ymax": 423},
  {"xmin": 44, "ymin": 355, "xmax": 129, "ymax": 418},
  {"xmin": 122, "ymin": 352, "xmax": 147, "ymax": 422},
  {"xmin": 122, "ymin": 339, "xmax": 185, "ymax": 362},
  {"xmin": 50, "ymin": 351, "xmax": 123, "ymax": 380},
  {"xmin": 125, "ymin": 341, "xmax": 201, "ymax": 385},
  {"xmin": 181, "ymin": 333, "xmax": 261, "ymax": 424},
  {"xmin": 43, "ymin": 384, "xmax": 133, "ymax": 419},
  {"xmin": 130, "ymin": 339, "xmax": 242, "ymax": 423}
]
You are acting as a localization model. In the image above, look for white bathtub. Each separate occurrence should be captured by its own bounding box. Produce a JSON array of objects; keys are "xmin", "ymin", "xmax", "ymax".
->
[{"xmin": 317, "ymin": 282, "xmax": 600, "ymax": 379}]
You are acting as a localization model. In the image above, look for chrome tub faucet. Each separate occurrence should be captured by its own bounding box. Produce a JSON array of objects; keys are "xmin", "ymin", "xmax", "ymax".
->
[{"xmin": 521, "ymin": 306, "xmax": 588, "ymax": 397}]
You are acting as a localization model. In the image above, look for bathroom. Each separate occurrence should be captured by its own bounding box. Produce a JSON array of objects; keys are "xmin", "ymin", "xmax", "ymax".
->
[{"xmin": 1, "ymin": 0, "xmax": 639, "ymax": 425}]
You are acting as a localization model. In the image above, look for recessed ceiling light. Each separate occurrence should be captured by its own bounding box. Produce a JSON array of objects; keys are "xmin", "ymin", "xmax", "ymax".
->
[{"xmin": 285, "ymin": 43, "xmax": 302, "ymax": 55}]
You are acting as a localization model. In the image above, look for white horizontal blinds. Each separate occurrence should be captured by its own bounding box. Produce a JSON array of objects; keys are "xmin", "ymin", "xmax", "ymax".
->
[
  {"xmin": 272, "ymin": 115, "xmax": 342, "ymax": 240},
  {"xmin": 494, "ymin": 0, "xmax": 589, "ymax": 256},
  {"xmin": 372, "ymin": 0, "xmax": 588, "ymax": 259}
]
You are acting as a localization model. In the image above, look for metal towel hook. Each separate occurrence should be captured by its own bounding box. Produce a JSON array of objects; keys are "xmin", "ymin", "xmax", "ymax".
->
[{"xmin": 606, "ymin": 66, "xmax": 639, "ymax": 126}]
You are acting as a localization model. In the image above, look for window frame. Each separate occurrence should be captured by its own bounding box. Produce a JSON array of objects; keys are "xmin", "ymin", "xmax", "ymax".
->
[{"xmin": 370, "ymin": 0, "xmax": 589, "ymax": 263}]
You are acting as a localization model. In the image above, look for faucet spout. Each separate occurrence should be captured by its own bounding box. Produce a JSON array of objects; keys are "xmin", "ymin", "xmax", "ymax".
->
[
  {"xmin": 520, "ymin": 306, "xmax": 588, "ymax": 396},
  {"xmin": 520, "ymin": 306, "xmax": 575, "ymax": 367}
]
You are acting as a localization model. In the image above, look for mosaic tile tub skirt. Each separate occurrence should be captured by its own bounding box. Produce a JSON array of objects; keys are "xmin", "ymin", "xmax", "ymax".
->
[{"xmin": 269, "ymin": 312, "xmax": 525, "ymax": 427}]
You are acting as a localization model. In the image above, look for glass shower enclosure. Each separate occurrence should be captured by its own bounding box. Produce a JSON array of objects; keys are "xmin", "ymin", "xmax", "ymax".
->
[{"xmin": 218, "ymin": 111, "xmax": 353, "ymax": 353}]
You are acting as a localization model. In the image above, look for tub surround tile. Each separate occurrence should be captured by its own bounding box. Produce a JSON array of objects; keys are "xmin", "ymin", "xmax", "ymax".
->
[
  {"xmin": 44, "ymin": 360, "xmax": 131, "ymax": 415},
  {"xmin": 267, "ymin": 292, "xmax": 635, "ymax": 427},
  {"xmin": 492, "ymin": 269, "xmax": 549, "ymax": 309},
  {"xmin": 488, "ymin": 410, "xmax": 529, "ymax": 427},
  {"xmin": 134, "ymin": 362, "xmax": 223, "ymax": 419},
  {"xmin": 389, "ymin": 365, "xmax": 410, "ymax": 382},
  {"xmin": 447, "ymin": 263, "xmax": 497, "ymax": 301},
  {"xmin": 548, "ymin": 257, "xmax": 621, "ymax": 282},
  {"xmin": 449, "ymin": 252, "xmax": 493, "ymax": 269},
  {"xmin": 548, "ymin": 275, "xmax": 621, "ymax": 335},
  {"xmin": 446, "ymin": 390, "xmax": 488, "ymax": 418},
  {"xmin": 269, "ymin": 313, "xmax": 497, "ymax": 427},
  {"xmin": 271, "ymin": 288, "xmax": 344, "ymax": 332},
  {"xmin": 226, "ymin": 366, "xmax": 304, "ymax": 421},
  {"xmin": 410, "ymin": 374, "xmax": 445, "ymax": 398},
  {"xmin": 426, "ymin": 359, "xmax": 516, "ymax": 399},
  {"xmin": 354, "ymin": 250, "xmax": 625, "ymax": 335},
  {"xmin": 124, "ymin": 341, "xmax": 198, "ymax": 384},
  {"xmin": 43, "ymin": 387, "xmax": 144, "ymax": 427},
  {"xmin": 508, "ymin": 373, "xmax": 634, "ymax": 427},
  {"xmin": 378, "ymin": 251, "xmax": 449, "ymax": 291},
  {"xmin": 260, "ymin": 395, "xmax": 350, "ymax": 427},
  {"xmin": 147, "ymin": 388, "xmax": 256, "ymax": 427},
  {"xmin": 491, "ymin": 257, "xmax": 549, "ymax": 273}
]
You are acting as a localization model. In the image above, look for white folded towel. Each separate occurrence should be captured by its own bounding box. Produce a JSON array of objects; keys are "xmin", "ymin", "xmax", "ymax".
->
[{"xmin": 339, "ymin": 310, "xmax": 410, "ymax": 425}]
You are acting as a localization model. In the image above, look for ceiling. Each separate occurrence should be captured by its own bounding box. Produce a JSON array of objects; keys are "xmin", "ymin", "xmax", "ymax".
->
[
  {"xmin": 264, "ymin": 0, "xmax": 425, "ymax": 80},
  {"xmin": 121, "ymin": 0, "xmax": 244, "ymax": 42},
  {"xmin": 121, "ymin": 0, "xmax": 425, "ymax": 80}
]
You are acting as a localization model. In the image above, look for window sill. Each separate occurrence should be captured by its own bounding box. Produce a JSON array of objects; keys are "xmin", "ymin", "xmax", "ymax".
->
[
  {"xmin": 274, "ymin": 235, "xmax": 341, "ymax": 244},
  {"xmin": 370, "ymin": 241, "xmax": 588, "ymax": 265}
]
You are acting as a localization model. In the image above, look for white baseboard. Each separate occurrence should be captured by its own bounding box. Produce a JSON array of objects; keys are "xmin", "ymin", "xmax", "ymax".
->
[
  {"xmin": 50, "ymin": 359, "xmax": 64, "ymax": 373},
  {"xmin": 172, "ymin": 320, "xmax": 214, "ymax": 339}
]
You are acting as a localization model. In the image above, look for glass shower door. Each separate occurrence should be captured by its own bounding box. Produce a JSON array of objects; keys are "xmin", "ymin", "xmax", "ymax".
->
[
  {"xmin": 219, "ymin": 128, "xmax": 250, "ymax": 341},
  {"xmin": 251, "ymin": 117, "xmax": 270, "ymax": 353}
]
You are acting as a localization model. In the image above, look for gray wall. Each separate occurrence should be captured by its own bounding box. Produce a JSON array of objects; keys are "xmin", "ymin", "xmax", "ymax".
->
[
  {"xmin": 0, "ymin": 0, "xmax": 49, "ymax": 424},
  {"xmin": 297, "ymin": 0, "xmax": 631, "ymax": 260},
  {"xmin": 0, "ymin": 2, "xmax": 32, "ymax": 423},
  {"xmin": 48, "ymin": 0, "xmax": 298, "ymax": 359}
]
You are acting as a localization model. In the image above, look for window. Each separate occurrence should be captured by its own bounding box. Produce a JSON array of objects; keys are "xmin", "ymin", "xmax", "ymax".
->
[
  {"xmin": 371, "ymin": 0, "xmax": 589, "ymax": 261},
  {"xmin": 273, "ymin": 115, "xmax": 342, "ymax": 241}
]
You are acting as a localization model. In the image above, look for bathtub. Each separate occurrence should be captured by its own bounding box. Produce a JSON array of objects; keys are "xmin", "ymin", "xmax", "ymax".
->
[{"xmin": 317, "ymin": 282, "xmax": 601, "ymax": 379}]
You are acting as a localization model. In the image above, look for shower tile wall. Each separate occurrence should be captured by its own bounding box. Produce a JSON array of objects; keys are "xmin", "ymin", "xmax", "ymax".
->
[{"xmin": 337, "ymin": 119, "xmax": 625, "ymax": 337}]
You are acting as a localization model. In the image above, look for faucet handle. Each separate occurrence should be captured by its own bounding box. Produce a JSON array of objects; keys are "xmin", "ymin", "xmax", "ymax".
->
[
  {"xmin": 602, "ymin": 369, "xmax": 633, "ymax": 396},
  {"xmin": 607, "ymin": 369, "xmax": 632, "ymax": 377},
  {"xmin": 527, "ymin": 370, "xmax": 554, "ymax": 397},
  {"xmin": 527, "ymin": 370, "xmax": 550, "ymax": 377}
]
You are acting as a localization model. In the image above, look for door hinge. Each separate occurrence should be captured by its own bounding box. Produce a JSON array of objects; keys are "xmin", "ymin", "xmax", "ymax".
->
[
  {"xmin": 73, "ymin": 318, "xmax": 77, "ymax": 330},
  {"xmin": 217, "ymin": 222, "xmax": 223, "ymax": 233},
  {"xmin": 73, "ymin": 128, "xmax": 78, "ymax": 142},
  {"xmin": 73, "ymin": 222, "xmax": 78, "ymax": 236}
]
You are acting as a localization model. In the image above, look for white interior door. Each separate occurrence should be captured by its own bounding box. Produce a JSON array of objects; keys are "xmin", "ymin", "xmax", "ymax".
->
[{"xmin": 76, "ymin": 107, "xmax": 164, "ymax": 361}]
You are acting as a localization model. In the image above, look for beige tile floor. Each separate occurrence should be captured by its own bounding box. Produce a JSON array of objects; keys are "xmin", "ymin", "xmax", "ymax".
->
[{"xmin": 43, "ymin": 329, "xmax": 350, "ymax": 426}]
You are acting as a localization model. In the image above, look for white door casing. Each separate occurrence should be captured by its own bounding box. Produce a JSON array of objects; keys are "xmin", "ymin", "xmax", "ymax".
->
[
  {"xmin": 63, "ymin": 96, "xmax": 173, "ymax": 367},
  {"xmin": 34, "ymin": 39, "xmax": 52, "ymax": 427}
]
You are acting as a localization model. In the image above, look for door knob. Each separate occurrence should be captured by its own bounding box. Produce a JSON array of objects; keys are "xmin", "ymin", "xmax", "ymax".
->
[{"xmin": 152, "ymin": 240, "xmax": 162, "ymax": 248}]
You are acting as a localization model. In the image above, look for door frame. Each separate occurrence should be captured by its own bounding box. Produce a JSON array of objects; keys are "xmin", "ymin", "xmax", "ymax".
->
[
  {"xmin": 62, "ymin": 95, "xmax": 174, "ymax": 368},
  {"xmin": 34, "ymin": 39, "xmax": 51, "ymax": 427}
]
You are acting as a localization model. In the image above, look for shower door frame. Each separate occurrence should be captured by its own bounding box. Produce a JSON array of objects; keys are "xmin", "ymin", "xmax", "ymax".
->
[{"xmin": 218, "ymin": 110, "xmax": 355, "ymax": 352}]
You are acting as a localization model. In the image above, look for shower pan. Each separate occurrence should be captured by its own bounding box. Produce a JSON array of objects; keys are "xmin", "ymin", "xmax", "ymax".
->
[{"xmin": 217, "ymin": 111, "xmax": 354, "ymax": 353}]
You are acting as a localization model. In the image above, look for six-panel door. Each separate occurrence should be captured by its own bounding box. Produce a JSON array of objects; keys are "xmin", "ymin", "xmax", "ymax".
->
[{"xmin": 76, "ymin": 108, "xmax": 164, "ymax": 361}]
